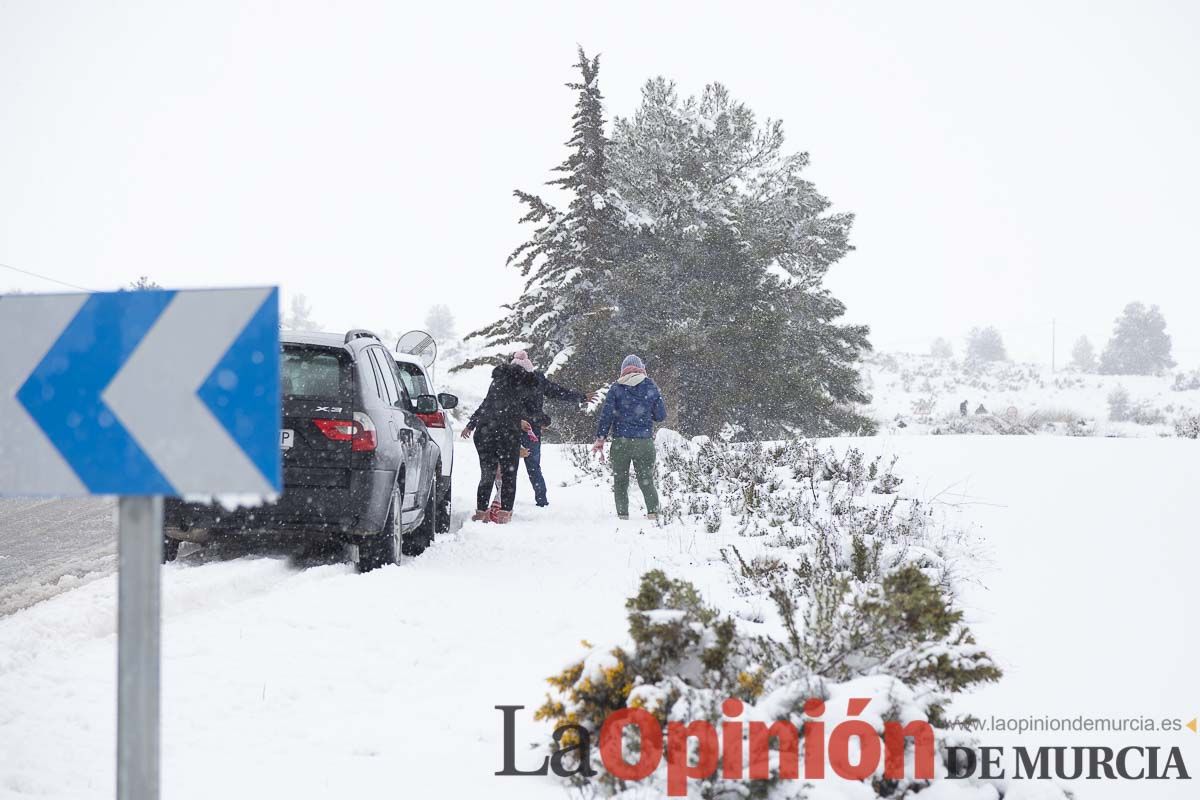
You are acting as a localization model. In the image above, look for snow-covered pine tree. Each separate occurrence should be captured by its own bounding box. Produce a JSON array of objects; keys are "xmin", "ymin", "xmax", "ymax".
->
[
  {"xmin": 460, "ymin": 48, "xmax": 622, "ymax": 380},
  {"xmin": 930, "ymin": 337, "xmax": 954, "ymax": 359},
  {"xmin": 128, "ymin": 276, "xmax": 161, "ymax": 290},
  {"xmin": 1070, "ymin": 335, "xmax": 1096, "ymax": 372},
  {"xmin": 424, "ymin": 304, "xmax": 456, "ymax": 342},
  {"xmin": 1099, "ymin": 301, "xmax": 1174, "ymax": 375},
  {"xmin": 593, "ymin": 79, "xmax": 870, "ymax": 438},
  {"xmin": 281, "ymin": 293, "xmax": 320, "ymax": 331},
  {"xmin": 965, "ymin": 326, "xmax": 1006, "ymax": 363},
  {"xmin": 464, "ymin": 58, "xmax": 872, "ymax": 439}
]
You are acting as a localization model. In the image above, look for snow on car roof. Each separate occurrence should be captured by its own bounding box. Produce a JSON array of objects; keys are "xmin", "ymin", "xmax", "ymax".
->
[
  {"xmin": 278, "ymin": 331, "xmax": 430, "ymax": 377},
  {"xmin": 280, "ymin": 330, "xmax": 355, "ymax": 348}
]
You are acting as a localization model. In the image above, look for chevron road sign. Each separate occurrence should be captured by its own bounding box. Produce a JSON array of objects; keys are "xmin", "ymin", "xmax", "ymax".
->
[
  {"xmin": 0, "ymin": 285, "xmax": 281, "ymax": 800},
  {"xmin": 0, "ymin": 287, "xmax": 281, "ymax": 497}
]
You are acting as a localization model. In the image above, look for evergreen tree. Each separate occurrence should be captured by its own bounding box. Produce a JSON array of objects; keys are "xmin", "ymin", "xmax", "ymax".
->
[
  {"xmin": 1099, "ymin": 302, "xmax": 1174, "ymax": 375},
  {"xmin": 462, "ymin": 57, "xmax": 872, "ymax": 439},
  {"xmin": 1070, "ymin": 335, "xmax": 1097, "ymax": 372},
  {"xmin": 282, "ymin": 293, "xmax": 320, "ymax": 331},
  {"xmin": 585, "ymin": 78, "xmax": 868, "ymax": 437},
  {"xmin": 424, "ymin": 304, "xmax": 456, "ymax": 342},
  {"xmin": 128, "ymin": 276, "xmax": 161, "ymax": 290},
  {"xmin": 461, "ymin": 47, "xmax": 620, "ymax": 378},
  {"xmin": 930, "ymin": 337, "xmax": 953, "ymax": 359},
  {"xmin": 965, "ymin": 326, "xmax": 1006, "ymax": 363}
]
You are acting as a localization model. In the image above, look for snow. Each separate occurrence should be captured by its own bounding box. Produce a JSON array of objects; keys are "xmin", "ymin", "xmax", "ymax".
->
[
  {"xmin": 0, "ymin": 497, "xmax": 116, "ymax": 617},
  {"xmin": 0, "ymin": 437, "xmax": 1197, "ymax": 798},
  {"xmin": 863, "ymin": 352, "xmax": 1200, "ymax": 437}
]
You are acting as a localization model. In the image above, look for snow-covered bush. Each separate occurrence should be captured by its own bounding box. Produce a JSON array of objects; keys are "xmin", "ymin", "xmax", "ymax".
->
[
  {"xmin": 1175, "ymin": 413, "xmax": 1200, "ymax": 439},
  {"xmin": 567, "ymin": 442, "xmax": 612, "ymax": 486},
  {"xmin": 1024, "ymin": 407, "xmax": 1093, "ymax": 436},
  {"xmin": 1025, "ymin": 407, "xmax": 1085, "ymax": 428},
  {"xmin": 928, "ymin": 413, "xmax": 1033, "ymax": 436},
  {"xmin": 1107, "ymin": 385, "xmax": 1166, "ymax": 424},
  {"xmin": 540, "ymin": 438, "xmax": 1045, "ymax": 798},
  {"xmin": 1172, "ymin": 369, "xmax": 1200, "ymax": 392}
]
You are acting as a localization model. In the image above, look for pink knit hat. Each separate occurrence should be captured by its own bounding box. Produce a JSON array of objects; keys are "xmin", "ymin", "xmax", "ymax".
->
[{"xmin": 511, "ymin": 350, "xmax": 535, "ymax": 372}]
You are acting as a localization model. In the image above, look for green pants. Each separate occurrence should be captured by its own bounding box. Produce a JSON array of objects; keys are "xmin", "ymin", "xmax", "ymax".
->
[{"xmin": 610, "ymin": 437, "xmax": 659, "ymax": 516}]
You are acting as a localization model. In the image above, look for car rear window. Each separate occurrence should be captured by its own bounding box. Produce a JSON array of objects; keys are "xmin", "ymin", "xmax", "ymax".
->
[
  {"xmin": 394, "ymin": 360, "xmax": 430, "ymax": 396},
  {"xmin": 282, "ymin": 347, "xmax": 347, "ymax": 398}
]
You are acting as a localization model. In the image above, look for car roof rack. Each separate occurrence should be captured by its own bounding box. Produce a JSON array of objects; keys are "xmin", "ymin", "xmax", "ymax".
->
[{"xmin": 344, "ymin": 329, "xmax": 382, "ymax": 345}]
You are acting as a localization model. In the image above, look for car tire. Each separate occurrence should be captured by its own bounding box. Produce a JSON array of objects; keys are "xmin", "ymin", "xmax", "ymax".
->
[
  {"xmin": 162, "ymin": 536, "xmax": 180, "ymax": 564},
  {"xmin": 403, "ymin": 491, "xmax": 436, "ymax": 556},
  {"xmin": 435, "ymin": 473, "xmax": 451, "ymax": 534},
  {"xmin": 357, "ymin": 482, "xmax": 401, "ymax": 573}
]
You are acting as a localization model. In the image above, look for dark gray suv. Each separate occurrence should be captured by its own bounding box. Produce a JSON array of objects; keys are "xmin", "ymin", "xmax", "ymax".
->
[{"xmin": 165, "ymin": 329, "xmax": 442, "ymax": 572}]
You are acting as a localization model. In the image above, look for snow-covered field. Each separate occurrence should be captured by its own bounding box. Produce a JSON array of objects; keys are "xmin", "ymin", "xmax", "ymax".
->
[
  {"xmin": 863, "ymin": 353, "xmax": 1200, "ymax": 438},
  {"xmin": 0, "ymin": 437, "xmax": 1196, "ymax": 799}
]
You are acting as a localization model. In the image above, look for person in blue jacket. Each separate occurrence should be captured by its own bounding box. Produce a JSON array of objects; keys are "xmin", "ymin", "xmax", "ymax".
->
[{"xmin": 591, "ymin": 354, "xmax": 667, "ymax": 520}]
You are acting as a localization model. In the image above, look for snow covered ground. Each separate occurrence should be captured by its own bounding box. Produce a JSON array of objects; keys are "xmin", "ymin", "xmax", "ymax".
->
[
  {"xmin": 863, "ymin": 352, "xmax": 1200, "ymax": 437},
  {"xmin": 0, "ymin": 497, "xmax": 115, "ymax": 617},
  {"xmin": 0, "ymin": 437, "xmax": 1196, "ymax": 799}
]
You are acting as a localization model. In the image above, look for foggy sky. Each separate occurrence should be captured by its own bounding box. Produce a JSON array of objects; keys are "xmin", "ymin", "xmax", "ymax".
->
[{"xmin": 2, "ymin": 0, "xmax": 1198, "ymax": 366}]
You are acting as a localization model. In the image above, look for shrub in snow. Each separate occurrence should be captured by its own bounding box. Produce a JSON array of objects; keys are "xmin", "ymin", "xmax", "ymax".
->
[
  {"xmin": 1171, "ymin": 369, "xmax": 1200, "ymax": 392},
  {"xmin": 541, "ymin": 438, "xmax": 1047, "ymax": 798},
  {"xmin": 929, "ymin": 413, "xmax": 1033, "ymax": 436},
  {"xmin": 1175, "ymin": 414, "xmax": 1200, "ymax": 439},
  {"xmin": 567, "ymin": 442, "xmax": 613, "ymax": 487},
  {"xmin": 909, "ymin": 396, "xmax": 936, "ymax": 419},
  {"xmin": 1025, "ymin": 407, "xmax": 1085, "ymax": 427},
  {"xmin": 1107, "ymin": 386, "xmax": 1166, "ymax": 425}
]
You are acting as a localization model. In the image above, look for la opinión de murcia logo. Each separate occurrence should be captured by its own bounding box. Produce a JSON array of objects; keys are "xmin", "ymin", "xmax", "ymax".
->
[
  {"xmin": 497, "ymin": 700, "xmax": 1193, "ymax": 796},
  {"xmin": 499, "ymin": 697, "xmax": 937, "ymax": 795}
]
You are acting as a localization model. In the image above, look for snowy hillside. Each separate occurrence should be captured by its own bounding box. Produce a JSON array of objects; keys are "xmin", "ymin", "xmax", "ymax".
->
[
  {"xmin": 862, "ymin": 352, "xmax": 1200, "ymax": 438},
  {"xmin": 1, "ymin": 437, "xmax": 1196, "ymax": 799}
]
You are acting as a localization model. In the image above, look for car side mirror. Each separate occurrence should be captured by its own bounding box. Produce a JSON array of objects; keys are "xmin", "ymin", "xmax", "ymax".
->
[
  {"xmin": 411, "ymin": 394, "xmax": 439, "ymax": 415},
  {"xmin": 437, "ymin": 392, "xmax": 459, "ymax": 410}
]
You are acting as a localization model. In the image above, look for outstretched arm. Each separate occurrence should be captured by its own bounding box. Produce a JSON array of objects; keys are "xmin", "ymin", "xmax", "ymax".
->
[{"xmin": 540, "ymin": 375, "xmax": 588, "ymax": 405}]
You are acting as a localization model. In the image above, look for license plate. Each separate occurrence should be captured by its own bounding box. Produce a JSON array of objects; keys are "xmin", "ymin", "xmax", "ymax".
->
[{"xmin": 281, "ymin": 429, "xmax": 294, "ymax": 449}]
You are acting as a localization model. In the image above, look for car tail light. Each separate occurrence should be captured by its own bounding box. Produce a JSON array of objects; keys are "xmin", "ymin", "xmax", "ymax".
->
[
  {"xmin": 313, "ymin": 413, "xmax": 377, "ymax": 451},
  {"xmin": 416, "ymin": 410, "xmax": 445, "ymax": 429},
  {"xmin": 351, "ymin": 412, "xmax": 378, "ymax": 451}
]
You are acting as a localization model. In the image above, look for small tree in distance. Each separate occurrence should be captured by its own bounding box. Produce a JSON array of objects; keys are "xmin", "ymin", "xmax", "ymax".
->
[
  {"xmin": 1071, "ymin": 336, "xmax": 1097, "ymax": 372},
  {"xmin": 282, "ymin": 293, "xmax": 320, "ymax": 331},
  {"xmin": 966, "ymin": 326, "xmax": 1006, "ymax": 363},
  {"xmin": 930, "ymin": 337, "xmax": 953, "ymax": 359},
  {"xmin": 129, "ymin": 276, "xmax": 161, "ymax": 290},
  {"xmin": 1099, "ymin": 302, "xmax": 1174, "ymax": 375},
  {"xmin": 424, "ymin": 304, "xmax": 457, "ymax": 342}
]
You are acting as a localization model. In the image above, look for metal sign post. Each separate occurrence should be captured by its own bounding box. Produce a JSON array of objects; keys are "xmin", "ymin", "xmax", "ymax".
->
[
  {"xmin": 0, "ymin": 287, "xmax": 282, "ymax": 800},
  {"xmin": 117, "ymin": 496, "xmax": 163, "ymax": 800}
]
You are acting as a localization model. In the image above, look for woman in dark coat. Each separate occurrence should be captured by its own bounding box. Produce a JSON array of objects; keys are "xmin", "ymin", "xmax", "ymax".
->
[{"xmin": 460, "ymin": 363, "xmax": 538, "ymax": 523}]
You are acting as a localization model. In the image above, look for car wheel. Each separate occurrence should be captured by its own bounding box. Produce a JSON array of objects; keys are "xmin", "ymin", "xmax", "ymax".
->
[
  {"xmin": 435, "ymin": 473, "xmax": 451, "ymax": 534},
  {"xmin": 403, "ymin": 491, "xmax": 436, "ymax": 556},
  {"xmin": 357, "ymin": 482, "xmax": 401, "ymax": 573},
  {"xmin": 162, "ymin": 536, "xmax": 180, "ymax": 564}
]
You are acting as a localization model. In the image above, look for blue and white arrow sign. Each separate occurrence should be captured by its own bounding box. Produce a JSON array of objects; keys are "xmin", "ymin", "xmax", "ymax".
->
[{"xmin": 0, "ymin": 287, "xmax": 281, "ymax": 497}]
